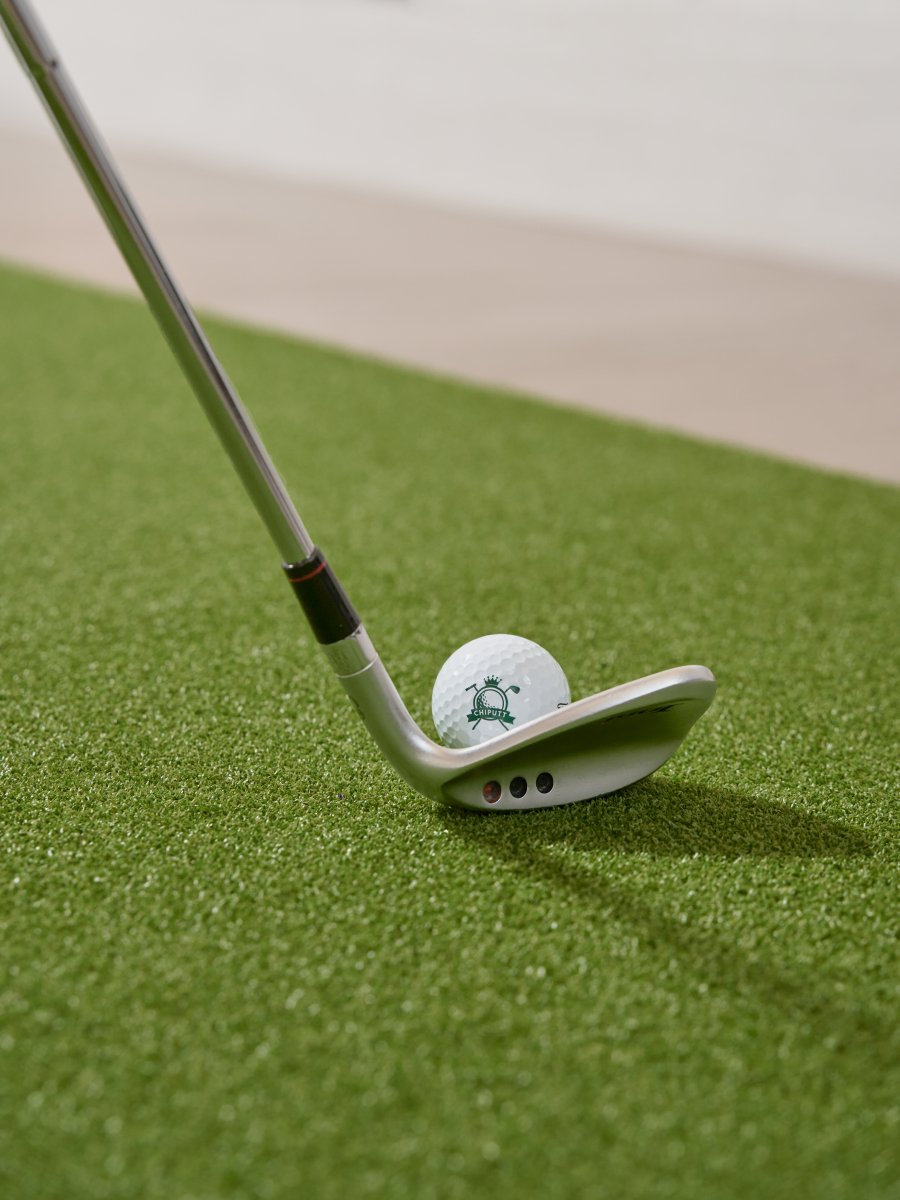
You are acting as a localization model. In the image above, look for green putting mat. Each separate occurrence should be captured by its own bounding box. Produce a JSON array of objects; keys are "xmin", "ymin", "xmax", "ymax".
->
[{"xmin": 0, "ymin": 263, "xmax": 897, "ymax": 1199}]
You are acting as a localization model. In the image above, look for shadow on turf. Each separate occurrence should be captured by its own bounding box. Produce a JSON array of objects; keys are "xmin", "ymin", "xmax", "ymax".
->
[
  {"xmin": 442, "ymin": 778, "xmax": 871, "ymax": 860},
  {"xmin": 442, "ymin": 781, "xmax": 888, "ymax": 1050},
  {"xmin": 441, "ymin": 782, "xmax": 892, "ymax": 1056}
]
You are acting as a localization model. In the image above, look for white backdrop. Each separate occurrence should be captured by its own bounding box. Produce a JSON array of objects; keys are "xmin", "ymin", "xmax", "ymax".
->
[{"xmin": 1, "ymin": 0, "xmax": 899, "ymax": 275}]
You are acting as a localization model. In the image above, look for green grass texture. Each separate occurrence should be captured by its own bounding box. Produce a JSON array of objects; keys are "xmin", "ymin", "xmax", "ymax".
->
[{"xmin": 1, "ymin": 263, "xmax": 897, "ymax": 1200}]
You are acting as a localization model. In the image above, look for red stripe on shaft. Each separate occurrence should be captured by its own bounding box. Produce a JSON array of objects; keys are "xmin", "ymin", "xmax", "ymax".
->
[{"xmin": 287, "ymin": 560, "xmax": 328, "ymax": 584}]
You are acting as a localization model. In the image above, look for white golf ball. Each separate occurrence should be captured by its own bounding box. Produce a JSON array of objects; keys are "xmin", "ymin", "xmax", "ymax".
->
[{"xmin": 432, "ymin": 634, "xmax": 570, "ymax": 749}]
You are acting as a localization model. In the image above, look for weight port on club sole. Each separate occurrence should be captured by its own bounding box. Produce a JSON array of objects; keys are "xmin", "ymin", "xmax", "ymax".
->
[{"xmin": 481, "ymin": 773, "xmax": 554, "ymax": 805}]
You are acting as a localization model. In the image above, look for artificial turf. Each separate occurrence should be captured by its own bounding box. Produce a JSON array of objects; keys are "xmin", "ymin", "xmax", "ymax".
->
[{"xmin": 0, "ymin": 261, "xmax": 897, "ymax": 1200}]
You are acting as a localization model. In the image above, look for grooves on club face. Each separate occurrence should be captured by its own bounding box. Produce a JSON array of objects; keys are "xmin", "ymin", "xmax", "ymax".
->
[{"xmin": 0, "ymin": 0, "xmax": 719, "ymax": 812}]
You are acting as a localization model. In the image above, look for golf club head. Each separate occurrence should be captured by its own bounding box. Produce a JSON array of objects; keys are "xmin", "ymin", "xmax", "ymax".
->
[
  {"xmin": 436, "ymin": 665, "xmax": 716, "ymax": 810},
  {"xmin": 330, "ymin": 633, "xmax": 716, "ymax": 811}
]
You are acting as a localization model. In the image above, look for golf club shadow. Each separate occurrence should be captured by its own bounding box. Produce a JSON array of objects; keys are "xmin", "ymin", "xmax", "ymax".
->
[
  {"xmin": 440, "ymin": 780, "xmax": 886, "ymax": 1056},
  {"xmin": 445, "ymin": 777, "xmax": 871, "ymax": 860}
]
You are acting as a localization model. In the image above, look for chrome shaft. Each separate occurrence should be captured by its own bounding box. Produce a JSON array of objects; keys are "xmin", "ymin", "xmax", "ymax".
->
[{"xmin": 0, "ymin": 0, "xmax": 314, "ymax": 563}]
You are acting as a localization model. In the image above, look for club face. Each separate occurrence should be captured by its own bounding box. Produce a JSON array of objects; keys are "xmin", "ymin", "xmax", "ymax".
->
[{"xmin": 435, "ymin": 667, "xmax": 717, "ymax": 811}]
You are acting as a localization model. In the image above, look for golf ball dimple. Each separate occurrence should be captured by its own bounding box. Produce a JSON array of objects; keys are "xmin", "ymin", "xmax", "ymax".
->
[{"xmin": 431, "ymin": 634, "xmax": 570, "ymax": 749}]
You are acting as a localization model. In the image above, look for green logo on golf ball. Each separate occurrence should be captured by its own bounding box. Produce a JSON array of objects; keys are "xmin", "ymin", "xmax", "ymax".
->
[{"xmin": 465, "ymin": 675, "xmax": 521, "ymax": 731}]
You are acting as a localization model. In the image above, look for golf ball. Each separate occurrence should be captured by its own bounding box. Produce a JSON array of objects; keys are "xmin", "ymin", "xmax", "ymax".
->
[{"xmin": 432, "ymin": 634, "xmax": 570, "ymax": 749}]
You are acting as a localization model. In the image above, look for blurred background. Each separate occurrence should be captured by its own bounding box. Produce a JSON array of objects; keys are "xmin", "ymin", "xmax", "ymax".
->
[{"xmin": 1, "ymin": 0, "xmax": 898, "ymax": 480}]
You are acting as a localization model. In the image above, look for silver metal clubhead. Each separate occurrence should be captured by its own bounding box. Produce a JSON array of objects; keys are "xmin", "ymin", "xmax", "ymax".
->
[
  {"xmin": 326, "ymin": 631, "xmax": 716, "ymax": 811},
  {"xmin": 437, "ymin": 666, "xmax": 716, "ymax": 810}
]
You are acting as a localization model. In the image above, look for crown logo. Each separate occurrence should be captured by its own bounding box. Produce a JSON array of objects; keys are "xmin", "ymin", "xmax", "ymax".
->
[{"xmin": 465, "ymin": 675, "xmax": 521, "ymax": 731}]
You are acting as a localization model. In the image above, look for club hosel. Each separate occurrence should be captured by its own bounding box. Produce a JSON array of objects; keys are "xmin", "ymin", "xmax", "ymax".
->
[
  {"xmin": 314, "ymin": 621, "xmax": 455, "ymax": 796},
  {"xmin": 282, "ymin": 552, "xmax": 449, "ymax": 791},
  {"xmin": 333, "ymin": 654, "xmax": 456, "ymax": 801},
  {"xmin": 319, "ymin": 625, "xmax": 380, "ymax": 679}
]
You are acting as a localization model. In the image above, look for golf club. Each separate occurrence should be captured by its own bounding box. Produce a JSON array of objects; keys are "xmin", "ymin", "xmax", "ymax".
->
[{"xmin": 0, "ymin": 0, "xmax": 717, "ymax": 811}]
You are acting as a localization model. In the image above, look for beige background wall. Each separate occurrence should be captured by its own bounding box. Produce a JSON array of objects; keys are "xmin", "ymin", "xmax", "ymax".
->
[{"xmin": 1, "ymin": 1, "xmax": 898, "ymax": 482}]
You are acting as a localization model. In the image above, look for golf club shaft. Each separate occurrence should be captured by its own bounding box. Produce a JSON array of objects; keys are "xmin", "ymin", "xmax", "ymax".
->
[{"xmin": 0, "ymin": 0, "xmax": 314, "ymax": 564}]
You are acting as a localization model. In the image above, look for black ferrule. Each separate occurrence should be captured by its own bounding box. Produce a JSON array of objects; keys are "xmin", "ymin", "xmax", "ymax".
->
[{"xmin": 282, "ymin": 548, "xmax": 361, "ymax": 645}]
